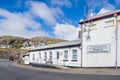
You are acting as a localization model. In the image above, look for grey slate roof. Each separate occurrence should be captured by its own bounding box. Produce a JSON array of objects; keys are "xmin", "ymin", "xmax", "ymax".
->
[{"xmin": 29, "ymin": 39, "xmax": 81, "ymax": 51}]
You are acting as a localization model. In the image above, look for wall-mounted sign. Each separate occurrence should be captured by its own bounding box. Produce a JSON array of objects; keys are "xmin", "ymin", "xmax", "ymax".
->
[{"xmin": 87, "ymin": 44, "xmax": 111, "ymax": 53}]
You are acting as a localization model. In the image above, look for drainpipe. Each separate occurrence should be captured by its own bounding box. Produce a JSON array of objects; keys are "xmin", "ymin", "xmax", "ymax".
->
[
  {"xmin": 114, "ymin": 14, "xmax": 118, "ymax": 69},
  {"xmin": 80, "ymin": 24, "xmax": 83, "ymax": 68}
]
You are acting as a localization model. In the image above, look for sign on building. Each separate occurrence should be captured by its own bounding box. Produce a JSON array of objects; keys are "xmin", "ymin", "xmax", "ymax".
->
[{"xmin": 87, "ymin": 44, "xmax": 111, "ymax": 53}]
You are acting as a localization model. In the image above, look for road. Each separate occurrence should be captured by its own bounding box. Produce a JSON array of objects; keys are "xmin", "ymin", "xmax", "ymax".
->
[{"xmin": 0, "ymin": 60, "xmax": 120, "ymax": 80}]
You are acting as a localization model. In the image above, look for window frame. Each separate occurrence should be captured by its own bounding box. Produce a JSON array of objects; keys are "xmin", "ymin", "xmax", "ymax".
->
[
  {"xmin": 49, "ymin": 51, "xmax": 52, "ymax": 60},
  {"xmin": 63, "ymin": 50, "xmax": 68, "ymax": 61},
  {"xmin": 71, "ymin": 50, "xmax": 78, "ymax": 62},
  {"xmin": 39, "ymin": 52, "xmax": 41, "ymax": 59},
  {"xmin": 44, "ymin": 52, "xmax": 47, "ymax": 60},
  {"xmin": 32, "ymin": 54, "xmax": 35, "ymax": 61},
  {"xmin": 56, "ymin": 51, "xmax": 60, "ymax": 59}
]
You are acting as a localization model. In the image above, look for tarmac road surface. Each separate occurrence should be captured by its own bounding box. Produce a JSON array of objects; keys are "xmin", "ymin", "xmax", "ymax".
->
[{"xmin": 0, "ymin": 60, "xmax": 120, "ymax": 80}]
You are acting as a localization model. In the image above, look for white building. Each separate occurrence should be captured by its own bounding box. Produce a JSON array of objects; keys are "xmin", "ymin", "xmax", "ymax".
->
[
  {"xmin": 23, "ymin": 10, "xmax": 120, "ymax": 68},
  {"xmin": 27, "ymin": 40, "xmax": 81, "ymax": 67},
  {"xmin": 22, "ymin": 53, "xmax": 29, "ymax": 65},
  {"xmin": 79, "ymin": 10, "xmax": 120, "ymax": 68}
]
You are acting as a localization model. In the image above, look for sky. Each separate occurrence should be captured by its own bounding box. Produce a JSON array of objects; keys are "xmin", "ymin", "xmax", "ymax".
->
[{"xmin": 0, "ymin": 0, "xmax": 120, "ymax": 40}]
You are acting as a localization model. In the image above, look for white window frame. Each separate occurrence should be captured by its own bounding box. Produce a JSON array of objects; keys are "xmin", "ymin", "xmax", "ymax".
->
[
  {"xmin": 64, "ymin": 50, "xmax": 68, "ymax": 61},
  {"xmin": 32, "ymin": 54, "xmax": 35, "ymax": 61},
  {"xmin": 49, "ymin": 51, "xmax": 52, "ymax": 60},
  {"xmin": 72, "ymin": 50, "xmax": 77, "ymax": 61},
  {"xmin": 39, "ymin": 52, "xmax": 41, "ymax": 59},
  {"xmin": 44, "ymin": 52, "xmax": 47, "ymax": 60},
  {"xmin": 56, "ymin": 51, "xmax": 59, "ymax": 59}
]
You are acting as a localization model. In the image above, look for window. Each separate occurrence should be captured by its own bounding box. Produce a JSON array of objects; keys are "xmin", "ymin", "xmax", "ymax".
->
[
  {"xmin": 44, "ymin": 52, "xmax": 47, "ymax": 59},
  {"xmin": 25, "ymin": 58, "xmax": 28, "ymax": 62},
  {"xmin": 72, "ymin": 50, "xmax": 77, "ymax": 61},
  {"xmin": 49, "ymin": 51, "xmax": 52, "ymax": 60},
  {"xmin": 39, "ymin": 53, "xmax": 41, "ymax": 59},
  {"xmin": 64, "ymin": 50, "xmax": 68, "ymax": 61},
  {"xmin": 56, "ymin": 51, "xmax": 59, "ymax": 59},
  {"xmin": 32, "ymin": 54, "xmax": 35, "ymax": 60}
]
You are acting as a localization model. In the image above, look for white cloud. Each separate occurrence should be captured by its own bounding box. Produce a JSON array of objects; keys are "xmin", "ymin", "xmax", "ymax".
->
[
  {"xmin": 97, "ymin": 1, "xmax": 115, "ymax": 15},
  {"xmin": 54, "ymin": 23, "xmax": 79, "ymax": 40},
  {"xmin": 50, "ymin": 0, "xmax": 72, "ymax": 8},
  {"xmin": 0, "ymin": 8, "xmax": 48, "ymax": 38},
  {"xmin": 97, "ymin": 8, "xmax": 113, "ymax": 15},
  {"xmin": 88, "ymin": 0, "xmax": 115, "ymax": 16},
  {"xmin": 28, "ymin": 1, "xmax": 64, "ymax": 25}
]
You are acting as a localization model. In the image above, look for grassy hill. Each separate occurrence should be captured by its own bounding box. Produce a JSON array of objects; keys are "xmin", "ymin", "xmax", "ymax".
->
[
  {"xmin": 31, "ymin": 37, "xmax": 66, "ymax": 44},
  {"xmin": 0, "ymin": 36, "xmax": 29, "ymax": 49},
  {"xmin": 0, "ymin": 36, "xmax": 65, "ymax": 48},
  {"xmin": 0, "ymin": 36, "xmax": 65, "ymax": 59}
]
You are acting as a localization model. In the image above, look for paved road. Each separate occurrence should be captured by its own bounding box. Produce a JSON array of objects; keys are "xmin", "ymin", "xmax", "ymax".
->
[{"xmin": 0, "ymin": 60, "xmax": 120, "ymax": 80}]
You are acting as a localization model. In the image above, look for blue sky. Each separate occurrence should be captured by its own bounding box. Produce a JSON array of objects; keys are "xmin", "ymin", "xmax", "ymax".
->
[{"xmin": 0, "ymin": 0, "xmax": 120, "ymax": 40}]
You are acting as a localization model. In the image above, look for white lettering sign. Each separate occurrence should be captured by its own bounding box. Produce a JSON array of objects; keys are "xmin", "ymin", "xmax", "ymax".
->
[{"xmin": 87, "ymin": 44, "xmax": 110, "ymax": 53}]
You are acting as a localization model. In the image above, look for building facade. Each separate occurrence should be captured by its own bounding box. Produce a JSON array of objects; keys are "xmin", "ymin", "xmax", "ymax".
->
[
  {"xmin": 25, "ymin": 40, "xmax": 81, "ymax": 67},
  {"xmin": 79, "ymin": 10, "xmax": 120, "ymax": 68},
  {"xmin": 23, "ymin": 10, "xmax": 120, "ymax": 68}
]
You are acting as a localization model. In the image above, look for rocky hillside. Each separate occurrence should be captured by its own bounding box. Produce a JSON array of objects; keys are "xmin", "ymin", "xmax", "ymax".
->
[
  {"xmin": 31, "ymin": 37, "xmax": 66, "ymax": 44},
  {"xmin": 0, "ymin": 36, "xmax": 66, "ymax": 48},
  {"xmin": 0, "ymin": 36, "xmax": 29, "ymax": 48},
  {"xmin": 0, "ymin": 36, "xmax": 65, "ymax": 59}
]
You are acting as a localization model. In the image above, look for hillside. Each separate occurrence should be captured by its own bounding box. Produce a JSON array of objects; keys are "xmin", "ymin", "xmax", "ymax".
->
[
  {"xmin": 0, "ymin": 36, "xmax": 66, "ymax": 48},
  {"xmin": 0, "ymin": 36, "xmax": 29, "ymax": 48},
  {"xmin": 0, "ymin": 36, "xmax": 65, "ymax": 59},
  {"xmin": 31, "ymin": 37, "xmax": 66, "ymax": 44}
]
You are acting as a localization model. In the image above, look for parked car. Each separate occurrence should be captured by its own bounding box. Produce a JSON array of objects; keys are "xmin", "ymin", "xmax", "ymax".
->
[{"xmin": 9, "ymin": 57, "xmax": 14, "ymax": 61}]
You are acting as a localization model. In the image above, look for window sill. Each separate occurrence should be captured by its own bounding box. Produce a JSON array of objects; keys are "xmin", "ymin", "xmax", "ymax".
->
[
  {"xmin": 63, "ymin": 60, "xmax": 68, "ymax": 62},
  {"xmin": 71, "ymin": 60, "xmax": 77, "ymax": 62}
]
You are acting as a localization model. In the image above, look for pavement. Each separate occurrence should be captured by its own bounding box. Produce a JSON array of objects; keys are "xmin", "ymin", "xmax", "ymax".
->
[
  {"xmin": 15, "ymin": 63, "xmax": 120, "ymax": 75},
  {"xmin": 0, "ymin": 60, "xmax": 120, "ymax": 80}
]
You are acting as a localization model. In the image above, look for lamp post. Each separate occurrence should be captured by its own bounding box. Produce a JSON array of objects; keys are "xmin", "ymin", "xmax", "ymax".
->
[{"xmin": 114, "ymin": 14, "xmax": 118, "ymax": 69}]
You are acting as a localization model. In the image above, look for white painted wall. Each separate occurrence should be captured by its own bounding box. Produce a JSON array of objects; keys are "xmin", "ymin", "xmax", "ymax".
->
[
  {"xmin": 29, "ymin": 46, "xmax": 81, "ymax": 67},
  {"xmin": 24, "ymin": 56, "xmax": 29, "ymax": 64},
  {"xmin": 23, "ymin": 54, "xmax": 30, "ymax": 65},
  {"xmin": 81, "ymin": 16, "xmax": 120, "ymax": 67},
  {"xmin": 117, "ymin": 16, "xmax": 120, "ymax": 66}
]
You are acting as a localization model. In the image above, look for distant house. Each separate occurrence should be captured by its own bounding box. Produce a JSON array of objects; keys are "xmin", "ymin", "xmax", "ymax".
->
[
  {"xmin": 21, "ymin": 41, "xmax": 46, "ymax": 50},
  {"xmin": 0, "ymin": 45, "xmax": 13, "ymax": 48},
  {"xmin": 22, "ymin": 53, "xmax": 29, "ymax": 65},
  {"xmin": 23, "ymin": 41, "xmax": 30, "ymax": 47}
]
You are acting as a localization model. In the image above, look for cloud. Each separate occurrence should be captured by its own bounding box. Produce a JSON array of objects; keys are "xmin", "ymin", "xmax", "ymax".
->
[
  {"xmin": 97, "ymin": 8, "xmax": 113, "ymax": 15},
  {"xmin": 50, "ymin": 0, "xmax": 72, "ymax": 8},
  {"xmin": 28, "ymin": 1, "xmax": 64, "ymax": 25},
  {"xmin": 97, "ymin": 1, "xmax": 115, "ymax": 15},
  {"xmin": 0, "ymin": 8, "xmax": 48, "ymax": 38},
  {"xmin": 54, "ymin": 23, "xmax": 79, "ymax": 40},
  {"xmin": 88, "ymin": 0, "xmax": 115, "ymax": 15}
]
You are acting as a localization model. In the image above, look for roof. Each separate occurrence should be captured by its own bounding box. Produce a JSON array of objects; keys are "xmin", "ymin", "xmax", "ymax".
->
[
  {"xmin": 23, "ymin": 54, "xmax": 29, "ymax": 57},
  {"xmin": 79, "ymin": 10, "xmax": 120, "ymax": 24},
  {"xmin": 29, "ymin": 39, "xmax": 81, "ymax": 52}
]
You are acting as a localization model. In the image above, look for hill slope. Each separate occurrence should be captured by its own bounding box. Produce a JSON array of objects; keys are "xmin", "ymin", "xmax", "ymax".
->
[
  {"xmin": 0, "ymin": 36, "xmax": 29, "ymax": 48},
  {"xmin": 0, "ymin": 36, "xmax": 66, "ymax": 59},
  {"xmin": 31, "ymin": 37, "xmax": 66, "ymax": 44},
  {"xmin": 0, "ymin": 36, "xmax": 66, "ymax": 48}
]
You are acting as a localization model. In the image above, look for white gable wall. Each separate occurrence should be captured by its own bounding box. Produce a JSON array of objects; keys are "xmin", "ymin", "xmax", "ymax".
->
[
  {"xmin": 81, "ymin": 16, "xmax": 119, "ymax": 67},
  {"xmin": 117, "ymin": 16, "xmax": 120, "ymax": 66}
]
